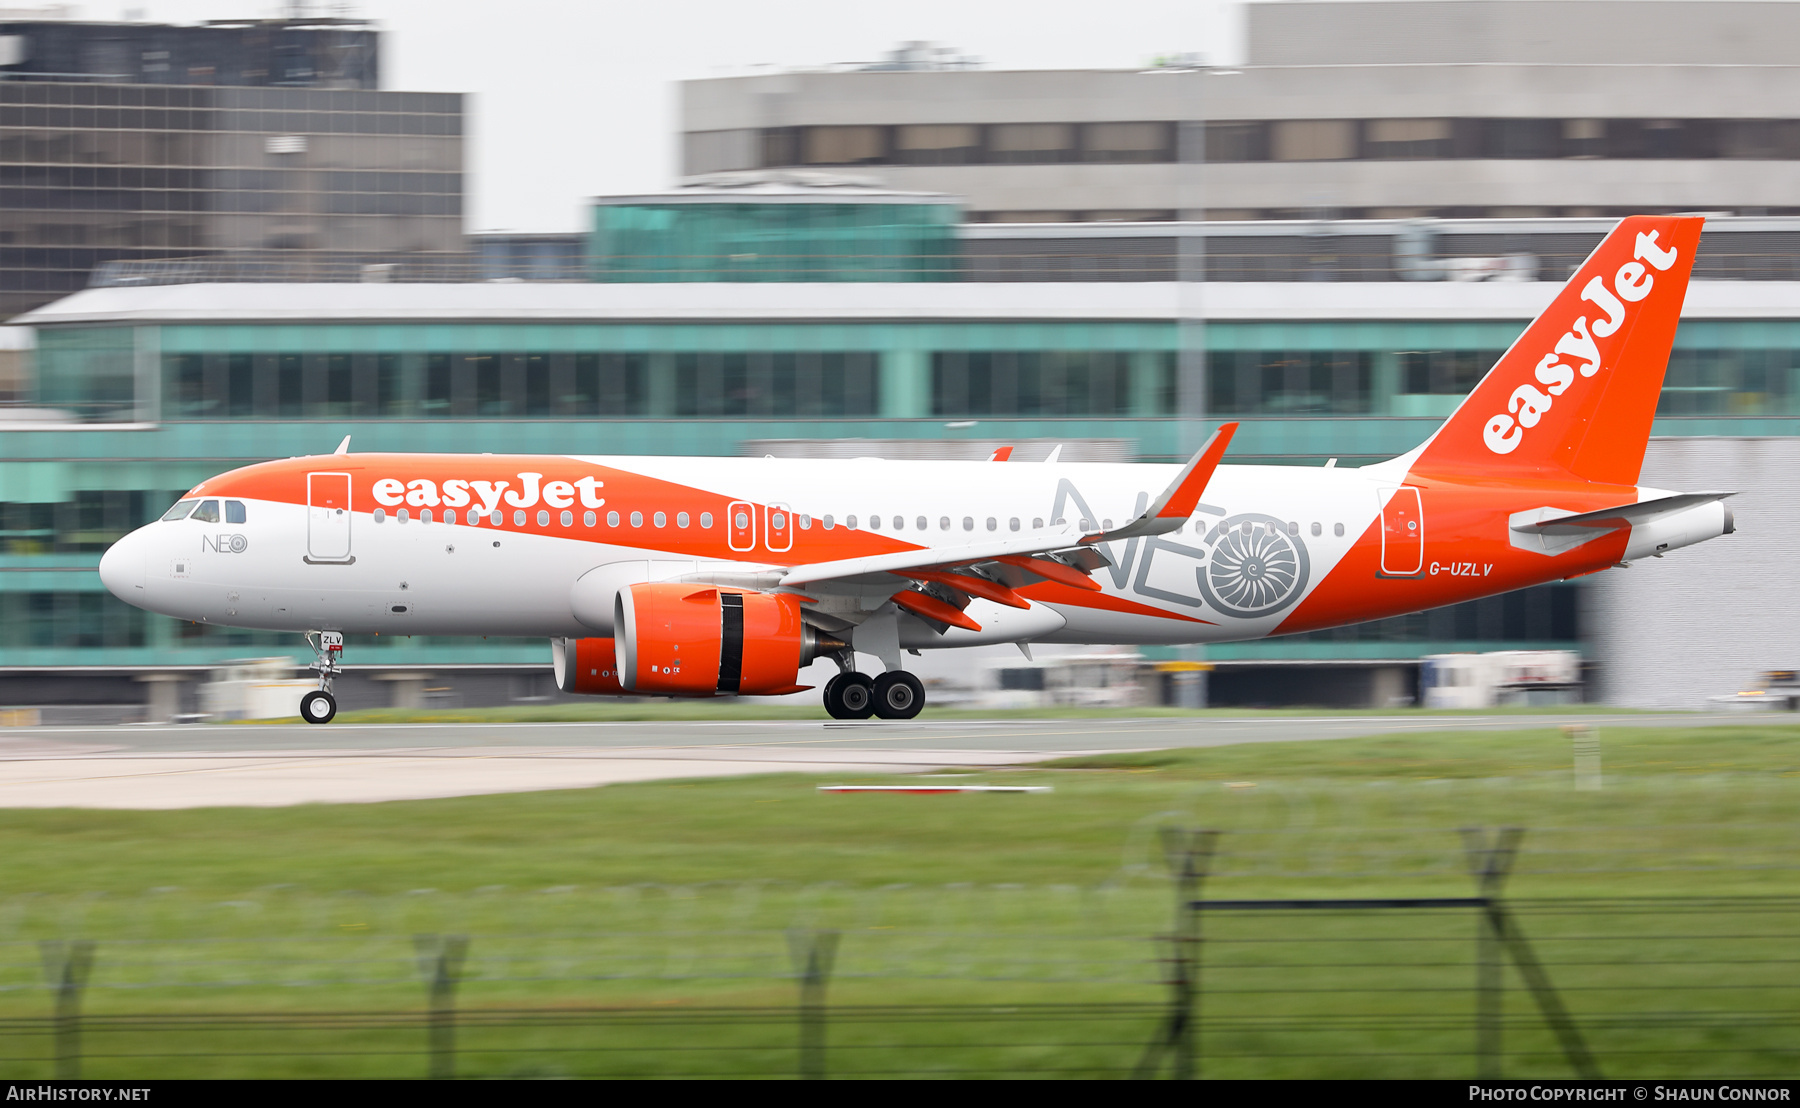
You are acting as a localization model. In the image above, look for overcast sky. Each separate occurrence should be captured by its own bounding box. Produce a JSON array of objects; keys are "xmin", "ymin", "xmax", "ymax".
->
[{"xmin": 114, "ymin": 0, "xmax": 1243, "ymax": 232}]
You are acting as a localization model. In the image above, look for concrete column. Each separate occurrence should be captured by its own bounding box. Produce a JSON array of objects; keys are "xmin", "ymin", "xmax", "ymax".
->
[
  {"xmin": 1129, "ymin": 350, "xmax": 1164, "ymax": 416},
  {"xmin": 1367, "ymin": 665, "xmax": 1411, "ymax": 708},
  {"xmin": 881, "ymin": 348, "xmax": 930, "ymax": 419},
  {"xmin": 646, "ymin": 353, "xmax": 677, "ymax": 416},
  {"xmin": 372, "ymin": 672, "xmax": 431, "ymax": 709},
  {"xmin": 1160, "ymin": 661, "xmax": 1210, "ymax": 708},
  {"xmin": 134, "ymin": 673, "xmax": 186, "ymax": 723},
  {"xmin": 1372, "ymin": 349, "xmax": 1402, "ymax": 415}
]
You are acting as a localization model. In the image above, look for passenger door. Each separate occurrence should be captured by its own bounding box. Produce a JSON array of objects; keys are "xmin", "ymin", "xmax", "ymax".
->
[
  {"xmin": 307, "ymin": 472, "xmax": 353, "ymax": 563},
  {"xmin": 1378, "ymin": 486, "xmax": 1424, "ymax": 577}
]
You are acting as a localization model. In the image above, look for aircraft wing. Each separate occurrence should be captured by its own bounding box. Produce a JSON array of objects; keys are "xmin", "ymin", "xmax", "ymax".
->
[{"xmin": 779, "ymin": 423, "xmax": 1237, "ymax": 597}]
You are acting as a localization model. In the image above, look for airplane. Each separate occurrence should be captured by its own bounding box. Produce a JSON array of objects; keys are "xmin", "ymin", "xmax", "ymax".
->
[{"xmin": 98, "ymin": 215, "xmax": 1733, "ymax": 724}]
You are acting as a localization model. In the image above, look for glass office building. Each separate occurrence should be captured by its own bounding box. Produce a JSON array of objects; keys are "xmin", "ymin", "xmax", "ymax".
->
[
  {"xmin": 0, "ymin": 17, "xmax": 462, "ymax": 319},
  {"xmin": 591, "ymin": 176, "xmax": 959, "ymax": 283}
]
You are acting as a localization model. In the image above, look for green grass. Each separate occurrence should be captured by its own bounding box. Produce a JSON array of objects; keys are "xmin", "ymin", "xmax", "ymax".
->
[{"xmin": 0, "ymin": 721, "xmax": 1796, "ymax": 1078}]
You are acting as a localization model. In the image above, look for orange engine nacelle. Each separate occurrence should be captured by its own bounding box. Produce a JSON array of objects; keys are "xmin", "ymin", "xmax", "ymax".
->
[
  {"xmin": 610, "ymin": 583, "xmax": 834, "ymax": 697},
  {"xmin": 551, "ymin": 635, "xmax": 627, "ymax": 695}
]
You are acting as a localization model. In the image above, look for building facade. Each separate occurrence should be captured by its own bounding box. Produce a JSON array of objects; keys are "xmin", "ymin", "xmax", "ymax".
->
[
  {"xmin": 682, "ymin": 1, "xmax": 1800, "ymax": 223},
  {"xmin": 0, "ymin": 16, "xmax": 460, "ymax": 319},
  {"xmin": 7, "ymin": 232, "xmax": 1797, "ymax": 706}
]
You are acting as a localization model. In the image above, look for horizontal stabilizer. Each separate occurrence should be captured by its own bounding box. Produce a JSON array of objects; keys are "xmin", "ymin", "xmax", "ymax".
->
[{"xmin": 1513, "ymin": 491, "xmax": 1736, "ymax": 535}]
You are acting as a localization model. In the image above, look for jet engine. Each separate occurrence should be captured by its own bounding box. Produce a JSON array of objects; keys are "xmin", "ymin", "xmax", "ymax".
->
[
  {"xmin": 550, "ymin": 635, "xmax": 627, "ymax": 695},
  {"xmin": 551, "ymin": 584, "xmax": 840, "ymax": 698}
]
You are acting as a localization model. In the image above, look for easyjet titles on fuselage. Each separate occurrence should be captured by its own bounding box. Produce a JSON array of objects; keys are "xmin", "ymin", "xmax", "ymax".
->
[{"xmin": 369, "ymin": 472, "xmax": 606, "ymax": 513}]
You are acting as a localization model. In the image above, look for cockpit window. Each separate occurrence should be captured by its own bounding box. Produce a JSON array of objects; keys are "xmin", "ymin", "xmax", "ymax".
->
[
  {"xmin": 191, "ymin": 499, "xmax": 221, "ymax": 523},
  {"xmin": 161, "ymin": 499, "xmax": 199, "ymax": 521},
  {"xmin": 225, "ymin": 500, "xmax": 246, "ymax": 524}
]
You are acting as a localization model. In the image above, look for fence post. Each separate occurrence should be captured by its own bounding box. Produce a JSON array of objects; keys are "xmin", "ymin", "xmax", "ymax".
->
[
  {"xmin": 787, "ymin": 929, "xmax": 840, "ymax": 1080},
  {"xmin": 1134, "ymin": 828, "xmax": 1220, "ymax": 1080},
  {"xmin": 1461, "ymin": 827, "xmax": 1521, "ymax": 1078},
  {"xmin": 413, "ymin": 934, "xmax": 469, "ymax": 1080},
  {"xmin": 1566, "ymin": 724, "xmax": 1602, "ymax": 791},
  {"xmin": 38, "ymin": 941, "xmax": 94, "ymax": 1080},
  {"xmin": 1462, "ymin": 827, "xmax": 1601, "ymax": 1079}
]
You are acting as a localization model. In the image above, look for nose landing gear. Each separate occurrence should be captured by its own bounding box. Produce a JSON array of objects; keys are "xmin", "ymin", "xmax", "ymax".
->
[
  {"xmin": 302, "ymin": 630, "xmax": 343, "ymax": 724},
  {"xmin": 300, "ymin": 689, "xmax": 337, "ymax": 724}
]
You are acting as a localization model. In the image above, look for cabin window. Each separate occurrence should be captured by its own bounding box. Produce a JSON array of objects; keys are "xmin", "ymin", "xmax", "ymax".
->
[
  {"xmin": 373, "ymin": 508, "xmax": 386, "ymax": 523},
  {"xmin": 422, "ymin": 509, "xmax": 434, "ymax": 524},
  {"xmin": 1009, "ymin": 518, "xmax": 1020, "ymax": 531},
  {"xmin": 608, "ymin": 511, "xmax": 620, "ymax": 527},
  {"xmin": 1334, "ymin": 522, "xmax": 1345, "ymax": 537},
  {"xmin": 654, "ymin": 512, "xmax": 667, "ymax": 527},
  {"xmin": 700, "ymin": 512, "xmax": 714, "ymax": 528},
  {"xmin": 561, "ymin": 510, "xmax": 573, "ymax": 527},
  {"xmin": 537, "ymin": 510, "xmax": 549, "ymax": 526},
  {"xmin": 513, "ymin": 510, "xmax": 526, "ymax": 526},
  {"xmin": 398, "ymin": 509, "xmax": 410, "ymax": 523},
  {"xmin": 584, "ymin": 510, "xmax": 596, "ymax": 527},
  {"xmin": 631, "ymin": 511, "xmax": 643, "ymax": 527},
  {"xmin": 678, "ymin": 512, "xmax": 690, "ymax": 528}
]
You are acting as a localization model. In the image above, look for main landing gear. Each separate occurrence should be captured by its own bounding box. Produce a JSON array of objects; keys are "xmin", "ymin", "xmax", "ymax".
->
[
  {"xmin": 824, "ymin": 667, "xmax": 924, "ymax": 721},
  {"xmin": 301, "ymin": 630, "xmax": 344, "ymax": 724}
]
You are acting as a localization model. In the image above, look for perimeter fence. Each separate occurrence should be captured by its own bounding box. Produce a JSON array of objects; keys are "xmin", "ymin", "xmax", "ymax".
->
[{"xmin": 0, "ymin": 820, "xmax": 1795, "ymax": 1079}]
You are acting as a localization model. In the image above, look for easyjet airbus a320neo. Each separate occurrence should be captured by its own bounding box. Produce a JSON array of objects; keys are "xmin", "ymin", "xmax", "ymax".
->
[{"xmin": 99, "ymin": 216, "xmax": 1733, "ymax": 723}]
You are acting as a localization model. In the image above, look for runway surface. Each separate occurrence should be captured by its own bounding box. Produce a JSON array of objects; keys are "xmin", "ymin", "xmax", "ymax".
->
[{"xmin": 0, "ymin": 712, "xmax": 1759, "ymax": 809}]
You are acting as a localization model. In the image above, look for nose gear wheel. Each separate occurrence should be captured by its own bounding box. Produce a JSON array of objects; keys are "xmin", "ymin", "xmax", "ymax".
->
[{"xmin": 300, "ymin": 690, "xmax": 337, "ymax": 724}]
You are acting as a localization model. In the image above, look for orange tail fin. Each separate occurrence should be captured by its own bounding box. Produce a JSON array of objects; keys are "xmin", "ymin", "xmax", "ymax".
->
[{"xmin": 1410, "ymin": 215, "xmax": 1703, "ymax": 486}]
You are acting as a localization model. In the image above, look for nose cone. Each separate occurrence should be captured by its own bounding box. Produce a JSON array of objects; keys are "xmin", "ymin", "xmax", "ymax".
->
[{"xmin": 99, "ymin": 527, "xmax": 147, "ymax": 601}]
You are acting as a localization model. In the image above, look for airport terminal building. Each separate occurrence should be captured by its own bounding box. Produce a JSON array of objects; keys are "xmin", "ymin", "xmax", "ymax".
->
[
  {"xmin": 5, "ymin": 202, "xmax": 1798, "ymax": 711},
  {"xmin": 1, "ymin": 0, "xmax": 1796, "ymax": 714}
]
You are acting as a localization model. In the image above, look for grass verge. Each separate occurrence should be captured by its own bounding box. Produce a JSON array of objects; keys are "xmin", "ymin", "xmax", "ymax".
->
[{"xmin": 0, "ymin": 720, "xmax": 1793, "ymax": 1078}]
